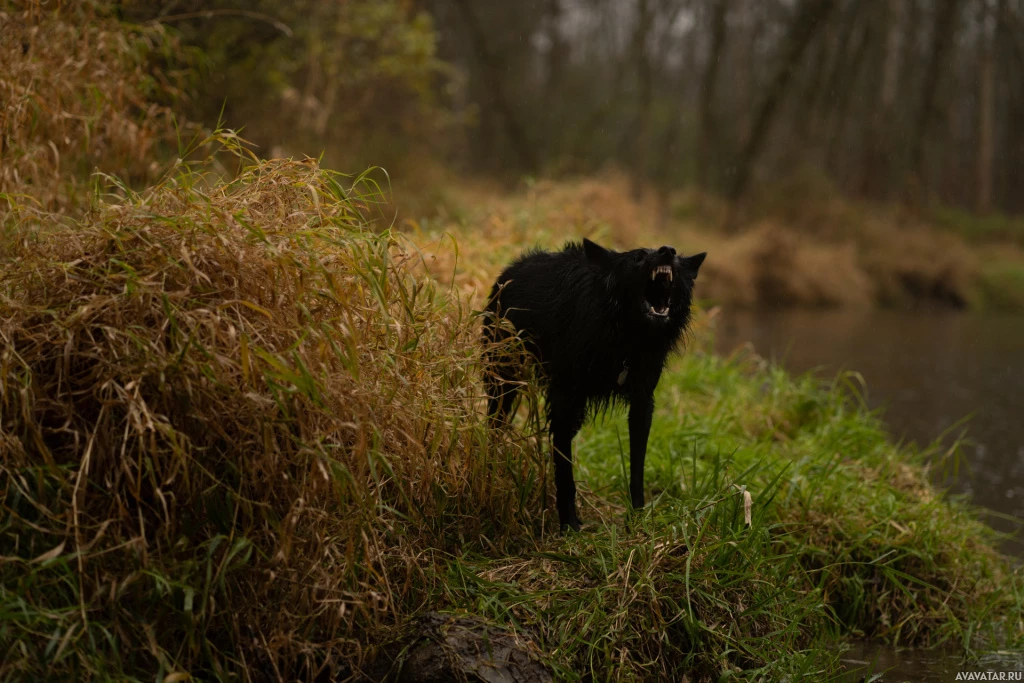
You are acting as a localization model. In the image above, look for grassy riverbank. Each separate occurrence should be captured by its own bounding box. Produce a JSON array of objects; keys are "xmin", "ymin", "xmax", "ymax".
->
[
  {"xmin": 3, "ymin": 5, "xmax": 1022, "ymax": 678},
  {"xmin": 2, "ymin": 153, "xmax": 1021, "ymax": 681}
]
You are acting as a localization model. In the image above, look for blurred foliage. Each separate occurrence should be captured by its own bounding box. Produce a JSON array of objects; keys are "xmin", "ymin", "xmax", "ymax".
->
[
  {"xmin": 932, "ymin": 204, "xmax": 1024, "ymax": 247},
  {"xmin": 435, "ymin": 0, "xmax": 1024, "ymax": 214},
  {"xmin": 121, "ymin": 0, "xmax": 456, "ymax": 173},
  {"xmin": 0, "ymin": 0, "xmax": 199, "ymax": 212}
]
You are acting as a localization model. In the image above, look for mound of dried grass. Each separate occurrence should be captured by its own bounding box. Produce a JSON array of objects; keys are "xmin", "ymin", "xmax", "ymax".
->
[
  {"xmin": 699, "ymin": 222, "xmax": 875, "ymax": 308},
  {"xmin": 859, "ymin": 222, "xmax": 978, "ymax": 308},
  {"xmin": 416, "ymin": 173, "xmax": 981, "ymax": 311},
  {"xmin": 0, "ymin": 152, "xmax": 540, "ymax": 679},
  {"xmin": 1, "ymin": 0, "xmax": 195, "ymax": 212}
]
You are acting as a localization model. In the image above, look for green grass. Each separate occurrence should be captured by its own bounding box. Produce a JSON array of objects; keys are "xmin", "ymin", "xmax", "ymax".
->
[
  {"xmin": 417, "ymin": 350, "xmax": 1024, "ymax": 680},
  {"xmin": 596, "ymin": 352, "xmax": 1022, "ymax": 649},
  {"xmin": 932, "ymin": 205, "xmax": 1024, "ymax": 247},
  {"xmin": 975, "ymin": 261, "xmax": 1024, "ymax": 311}
]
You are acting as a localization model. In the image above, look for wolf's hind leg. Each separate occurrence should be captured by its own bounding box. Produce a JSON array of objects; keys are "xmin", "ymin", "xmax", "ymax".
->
[
  {"xmin": 482, "ymin": 312, "xmax": 520, "ymax": 426},
  {"xmin": 485, "ymin": 372, "xmax": 519, "ymax": 426}
]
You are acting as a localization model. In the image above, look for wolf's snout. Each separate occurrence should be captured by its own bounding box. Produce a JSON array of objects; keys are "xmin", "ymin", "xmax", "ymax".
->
[{"xmin": 657, "ymin": 246, "xmax": 675, "ymax": 257}]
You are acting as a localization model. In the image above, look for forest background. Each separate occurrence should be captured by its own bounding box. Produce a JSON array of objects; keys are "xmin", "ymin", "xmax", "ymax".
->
[{"xmin": 105, "ymin": 0, "xmax": 1024, "ymax": 311}]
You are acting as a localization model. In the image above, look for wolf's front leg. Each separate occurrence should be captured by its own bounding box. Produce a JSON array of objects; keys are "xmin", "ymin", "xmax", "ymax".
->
[
  {"xmin": 627, "ymin": 395, "xmax": 654, "ymax": 511},
  {"xmin": 550, "ymin": 400, "xmax": 585, "ymax": 532}
]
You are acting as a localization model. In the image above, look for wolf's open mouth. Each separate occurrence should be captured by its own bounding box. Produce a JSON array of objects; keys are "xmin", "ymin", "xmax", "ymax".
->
[{"xmin": 645, "ymin": 265, "xmax": 673, "ymax": 317}]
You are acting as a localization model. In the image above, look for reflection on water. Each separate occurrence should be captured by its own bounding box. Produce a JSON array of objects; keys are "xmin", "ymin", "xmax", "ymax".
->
[
  {"xmin": 838, "ymin": 641, "xmax": 1023, "ymax": 682},
  {"xmin": 713, "ymin": 309, "xmax": 1024, "ymax": 556}
]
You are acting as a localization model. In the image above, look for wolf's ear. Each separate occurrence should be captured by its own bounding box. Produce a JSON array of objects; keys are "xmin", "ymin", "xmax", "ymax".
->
[
  {"xmin": 583, "ymin": 238, "xmax": 612, "ymax": 266},
  {"xmin": 683, "ymin": 252, "xmax": 707, "ymax": 279}
]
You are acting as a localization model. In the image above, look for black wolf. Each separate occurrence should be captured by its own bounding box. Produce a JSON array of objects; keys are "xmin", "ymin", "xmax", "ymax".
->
[{"xmin": 482, "ymin": 238, "xmax": 706, "ymax": 531}]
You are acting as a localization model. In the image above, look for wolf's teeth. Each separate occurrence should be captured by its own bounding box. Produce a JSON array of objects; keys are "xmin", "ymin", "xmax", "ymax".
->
[
  {"xmin": 667, "ymin": 270, "xmax": 673, "ymax": 281},
  {"xmin": 651, "ymin": 271, "xmax": 656, "ymax": 280}
]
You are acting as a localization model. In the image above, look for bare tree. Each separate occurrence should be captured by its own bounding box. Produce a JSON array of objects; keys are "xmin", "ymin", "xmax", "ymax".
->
[
  {"xmin": 654, "ymin": 0, "xmax": 697, "ymax": 228},
  {"xmin": 824, "ymin": 10, "xmax": 870, "ymax": 173},
  {"xmin": 907, "ymin": 0, "xmax": 961, "ymax": 197},
  {"xmin": 619, "ymin": 0, "xmax": 655, "ymax": 197},
  {"xmin": 730, "ymin": 0, "xmax": 838, "ymax": 201},
  {"xmin": 976, "ymin": 0, "xmax": 1000, "ymax": 213},
  {"xmin": 420, "ymin": 0, "xmax": 1022, "ymax": 214},
  {"xmin": 859, "ymin": 0, "xmax": 904, "ymax": 197},
  {"xmin": 542, "ymin": 0, "xmax": 570, "ymax": 150},
  {"xmin": 449, "ymin": 0, "xmax": 539, "ymax": 171},
  {"xmin": 697, "ymin": 0, "xmax": 729, "ymax": 189},
  {"xmin": 569, "ymin": 3, "xmax": 650, "ymax": 159}
]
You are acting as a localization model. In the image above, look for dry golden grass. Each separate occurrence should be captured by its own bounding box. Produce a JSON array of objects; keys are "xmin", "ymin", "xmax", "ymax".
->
[
  {"xmin": 406, "ymin": 170, "xmax": 999, "ymax": 310},
  {"xmin": 696, "ymin": 222, "xmax": 875, "ymax": 307},
  {"xmin": 1, "ymin": 0, "xmax": 195, "ymax": 212},
  {"xmin": 0, "ymin": 148, "xmax": 546, "ymax": 679}
]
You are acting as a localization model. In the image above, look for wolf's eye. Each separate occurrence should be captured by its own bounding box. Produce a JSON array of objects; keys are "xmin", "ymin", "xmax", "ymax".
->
[{"xmin": 633, "ymin": 252, "xmax": 645, "ymax": 263}]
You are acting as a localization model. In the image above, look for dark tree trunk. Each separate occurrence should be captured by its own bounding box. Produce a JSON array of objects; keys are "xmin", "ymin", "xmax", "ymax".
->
[
  {"xmin": 697, "ymin": 0, "xmax": 729, "ymax": 190},
  {"xmin": 825, "ymin": 16, "xmax": 871, "ymax": 175},
  {"xmin": 976, "ymin": 0, "xmax": 1000, "ymax": 214},
  {"xmin": 859, "ymin": 0, "xmax": 904, "ymax": 198},
  {"xmin": 795, "ymin": 18, "xmax": 837, "ymax": 143},
  {"xmin": 542, "ymin": 0, "xmax": 569, "ymax": 152},
  {"xmin": 906, "ymin": 0, "xmax": 961, "ymax": 198},
  {"xmin": 449, "ymin": 0, "xmax": 539, "ymax": 172},
  {"xmin": 729, "ymin": 0, "xmax": 838, "ymax": 202},
  {"xmin": 626, "ymin": 0, "xmax": 654, "ymax": 198},
  {"xmin": 654, "ymin": 0, "xmax": 697, "ymax": 230},
  {"xmin": 570, "ymin": 2, "xmax": 649, "ymax": 159}
]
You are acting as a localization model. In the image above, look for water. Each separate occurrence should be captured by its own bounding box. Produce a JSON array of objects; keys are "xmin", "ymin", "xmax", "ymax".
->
[
  {"xmin": 837, "ymin": 641, "xmax": 1023, "ymax": 681},
  {"xmin": 713, "ymin": 309, "xmax": 1024, "ymax": 557}
]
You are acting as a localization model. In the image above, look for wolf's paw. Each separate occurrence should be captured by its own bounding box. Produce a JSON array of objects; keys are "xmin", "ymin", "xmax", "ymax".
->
[{"xmin": 559, "ymin": 511, "xmax": 584, "ymax": 534}]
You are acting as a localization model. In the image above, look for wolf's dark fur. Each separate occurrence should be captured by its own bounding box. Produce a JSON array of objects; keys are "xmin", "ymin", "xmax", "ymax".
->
[{"xmin": 482, "ymin": 238, "xmax": 706, "ymax": 531}]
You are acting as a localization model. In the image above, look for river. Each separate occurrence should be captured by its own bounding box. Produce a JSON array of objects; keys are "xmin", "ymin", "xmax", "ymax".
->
[{"xmin": 713, "ymin": 309, "xmax": 1024, "ymax": 557}]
